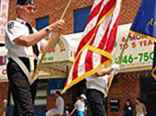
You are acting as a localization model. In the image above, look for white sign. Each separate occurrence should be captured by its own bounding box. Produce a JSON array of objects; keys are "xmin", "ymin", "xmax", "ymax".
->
[
  {"xmin": 43, "ymin": 34, "xmax": 81, "ymax": 63},
  {"xmin": 113, "ymin": 23, "xmax": 154, "ymax": 72},
  {"xmin": 0, "ymin": 0, "xmax": 9, "ymax": 43}
]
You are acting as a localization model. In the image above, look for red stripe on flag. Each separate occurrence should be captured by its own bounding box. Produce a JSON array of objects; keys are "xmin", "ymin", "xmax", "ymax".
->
[
  {"xmin": 84, "ymin": 37, "xmax": 95, "ymax": 72},
  {"xmin": 105, "ymin": 16, "xmax": 120, "ymax": 52},
  {"xmin": 87, "ymin": 0, "xmax": 104, "ymax": 23},
  {"xmin": 85, "ymin": 51, "xmax": 93, "ymax": 72},
  {"xmin": 72, "ymin": 54, "xmax": 82, "ymax": 80},
  {"xmin": 101, "ymin": 16, "xmax": 120, "ymax": 62},
  {"xmin": 75, "ymin": 26, "xmax": 97, "ymax": 56},
  {"xmin": 97, "ymin": 0, "xmax": 116, "ymax": 22},
  {"xmin": 99, "ymin": 24, "xmax": 110, "ymax": 62},
  {"xmin": 98, "ymin": 23, "xmax": 110, "ymax": 49}
]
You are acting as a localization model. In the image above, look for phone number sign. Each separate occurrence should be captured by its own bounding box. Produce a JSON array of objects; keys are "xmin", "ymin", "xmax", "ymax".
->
[{"xmin": 113, "ymin": 23, "xmax": 154, "ymax": 71}]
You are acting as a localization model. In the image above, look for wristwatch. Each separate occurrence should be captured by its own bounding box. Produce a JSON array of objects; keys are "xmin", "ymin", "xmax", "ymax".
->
[{"xmin": 45, "ymin": 27, "xmax": 51, "ymax": 34}]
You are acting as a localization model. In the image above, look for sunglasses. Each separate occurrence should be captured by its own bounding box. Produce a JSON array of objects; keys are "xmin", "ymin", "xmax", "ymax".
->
[{"xmin": 25, "ymin": 4, "xmax": 36, "ymax": 11}]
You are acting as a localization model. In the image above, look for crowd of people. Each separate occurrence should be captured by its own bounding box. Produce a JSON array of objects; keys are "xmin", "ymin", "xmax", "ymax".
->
[
  {"xmin": 123, "ymin": 98, "xmax": 147, "ymax": 116},
  {"xmin": 45, "ymin": 92, "xmax": 147, "ymax": 116}
]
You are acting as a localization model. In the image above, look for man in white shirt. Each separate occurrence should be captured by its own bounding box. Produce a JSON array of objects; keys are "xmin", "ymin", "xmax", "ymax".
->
[
  {"xmin": 5, "ymin": 0, "xmax": 65, "ymax": 115},
  {"xmin": 86, "ymin": 64, "xmax": 120, "ymax": 116},
  {"xmin": 46, "ymin": 91, "xmax": 64, "ymax": 116}
]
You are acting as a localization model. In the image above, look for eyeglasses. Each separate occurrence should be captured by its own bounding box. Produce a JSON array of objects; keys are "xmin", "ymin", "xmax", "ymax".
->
[{"xmin": 25, "ymin": 4, "xmax": 36, "ymax": 12}]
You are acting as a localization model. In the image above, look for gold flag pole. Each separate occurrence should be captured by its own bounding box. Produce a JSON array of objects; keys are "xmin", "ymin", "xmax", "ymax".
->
[{"xmin": 30, "ymin": 0, "xmax": 72, "ymax": 82}]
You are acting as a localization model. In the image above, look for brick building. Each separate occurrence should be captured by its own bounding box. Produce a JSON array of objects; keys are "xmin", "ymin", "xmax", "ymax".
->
[{"xmin": 1, "ymin": 0, "xmax": 156, "ymax": 116}]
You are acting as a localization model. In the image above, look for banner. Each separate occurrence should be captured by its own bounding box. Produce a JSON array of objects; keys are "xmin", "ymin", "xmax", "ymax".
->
[
  {"xmin": 0, "ymin": 0, "xmax": 9, "ymax": 43},
  {"xmin": 130, "ymin": 0, "xmax": 156, "ymax": 39},
  {"xmin": 129, "ymin": 0, "xmax": 156, "ymax": 76}
]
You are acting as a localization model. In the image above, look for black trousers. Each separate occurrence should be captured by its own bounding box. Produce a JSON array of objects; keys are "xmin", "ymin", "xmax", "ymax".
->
[
  {"xmin": 7, "ymin": 58, "xmax": 38, "ymax": 116},
  {"xmin": 86, "ymin": 89, "xmax": 107, "ymax": 116}
]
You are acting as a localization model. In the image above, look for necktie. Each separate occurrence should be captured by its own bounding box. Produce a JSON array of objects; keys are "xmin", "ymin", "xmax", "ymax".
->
[{"xmin": 25, "ymin": 22, "xmax": 39, "ymax": 57}]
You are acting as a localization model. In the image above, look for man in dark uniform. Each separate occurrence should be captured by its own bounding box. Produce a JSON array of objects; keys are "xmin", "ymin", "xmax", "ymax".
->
[
  {"xmin": 5, "ymin": 0, "xmax": 65, "ymax": 115},
  {"xmin": 86, "ymin": 64, "xmax": 120, "ymax": 116}
]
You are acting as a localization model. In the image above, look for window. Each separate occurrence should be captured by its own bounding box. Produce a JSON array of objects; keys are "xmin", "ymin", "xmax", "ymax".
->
[
  {"xmin": 48, "ymin": 78, "xmax": 66, "ymax": 95},
  {"xmin": 110, "ymin": 99, "xmax": 120, "ymax": 112},
  {"xmin": 36, "ymin": 16, "xmax": 49, "ymax": 30},
  {"xmin": 74, "ymin": 7, "xmax": 91, "ymax": 32}
]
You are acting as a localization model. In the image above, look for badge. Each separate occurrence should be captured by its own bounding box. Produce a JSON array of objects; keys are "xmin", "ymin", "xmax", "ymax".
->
[
  {"xmin": 8, "ymin": 22, "xmax": 14, "ymax": 29},
  {"xmin": 7, "ymin": 22, "xmax": 14, "ymax": 34}
]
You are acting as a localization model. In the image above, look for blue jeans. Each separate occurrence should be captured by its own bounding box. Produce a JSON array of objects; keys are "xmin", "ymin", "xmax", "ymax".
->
[{"xmin": 76, "ymin": 111, "xmax": 84, "ymax": 116}]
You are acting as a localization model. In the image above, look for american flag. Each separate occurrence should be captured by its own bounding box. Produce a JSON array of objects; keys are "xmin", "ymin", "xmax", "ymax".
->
[{"xmin": 62, "ymin": 0, "xmax": 122, "ymax": 93}]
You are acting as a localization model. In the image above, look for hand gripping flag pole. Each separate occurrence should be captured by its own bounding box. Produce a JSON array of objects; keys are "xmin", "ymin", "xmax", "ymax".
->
[{"xmin": 30, "ymin": 0, "xmax": 72, "ymax": 83}]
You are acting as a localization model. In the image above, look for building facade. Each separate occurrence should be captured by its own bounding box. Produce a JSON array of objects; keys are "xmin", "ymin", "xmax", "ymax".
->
[{"xmin": 1, "ymin": 0, "xmax": 156, "ymax": 116}]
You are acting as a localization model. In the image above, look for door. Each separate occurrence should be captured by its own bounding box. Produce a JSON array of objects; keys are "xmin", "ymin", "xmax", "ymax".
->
[{"xmin": 140, "ymin": 71, "xmax": 156, "ymax": 116}]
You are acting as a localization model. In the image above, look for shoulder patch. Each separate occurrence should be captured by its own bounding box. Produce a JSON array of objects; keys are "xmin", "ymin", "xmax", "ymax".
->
[{"xmin": 8, "ymin": 22, "xmax": 14, "ymax": 29}]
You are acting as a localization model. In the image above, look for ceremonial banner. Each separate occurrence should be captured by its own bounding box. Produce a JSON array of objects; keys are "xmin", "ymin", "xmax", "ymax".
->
[
  {"xmin": 62, "ymin": 0, "xmax": 122, "ymax": 93},
  {"xmin": 0, "ymin": 0, "xmax": 9, "ymax": 43},
  {"xmin": 130, "ymin": 0, "xmax": 156, "ymax": 39},
  {"xmin": 130, "ymin": 0, "xmax": 156, "ymax": 78}
]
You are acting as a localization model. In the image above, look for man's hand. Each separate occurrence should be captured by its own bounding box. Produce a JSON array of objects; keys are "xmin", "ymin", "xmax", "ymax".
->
[
  {"xmin": 96, "ymin": 64, "xmax": 120, "ymax": 76},
  {"xmin": 111, "ymin": 64, "xmax": 120, "ymax": 75},
  {"xmin": 96, "ymin": 66, "xmax": 112, "ymax": 76},
  {"xmin": 48, "ymin": 20, "xmax": 65, "ymax": 33},
  {"xmin": 41, "ymin": 20, "xmax": 65, "ymax": 53}
]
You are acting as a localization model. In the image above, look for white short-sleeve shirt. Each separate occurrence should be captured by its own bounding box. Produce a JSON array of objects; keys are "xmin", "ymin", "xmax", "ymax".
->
[
  {"xmin": 74, "ymin": 99, "xmax": 85, "ymax": 112},
  {"xmin": 5, "ymin": 18, "xmax": 46, "ymax": 58},
  {"xmin": 86, "ymin": 74, "xmax": 109, "ymax": 97}
]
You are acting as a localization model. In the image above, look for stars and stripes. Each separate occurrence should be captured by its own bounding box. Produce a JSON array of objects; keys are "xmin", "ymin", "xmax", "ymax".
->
[{"xmin": 62, "ymin": 0, "xmax": 122, "ymax": 93}]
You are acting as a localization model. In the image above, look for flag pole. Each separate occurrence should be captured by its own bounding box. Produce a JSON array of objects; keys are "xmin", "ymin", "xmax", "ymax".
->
[
  {"xmin": 60, "ymin": 0, "xmax": 72, "ymax": 20},
  {"xmin": 31, "ymin": 0, "xmax": 72, "ymax": 82},
  {"xmin": 107, "ymin": 31, "xmax": 130, "ymax": 91}
]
